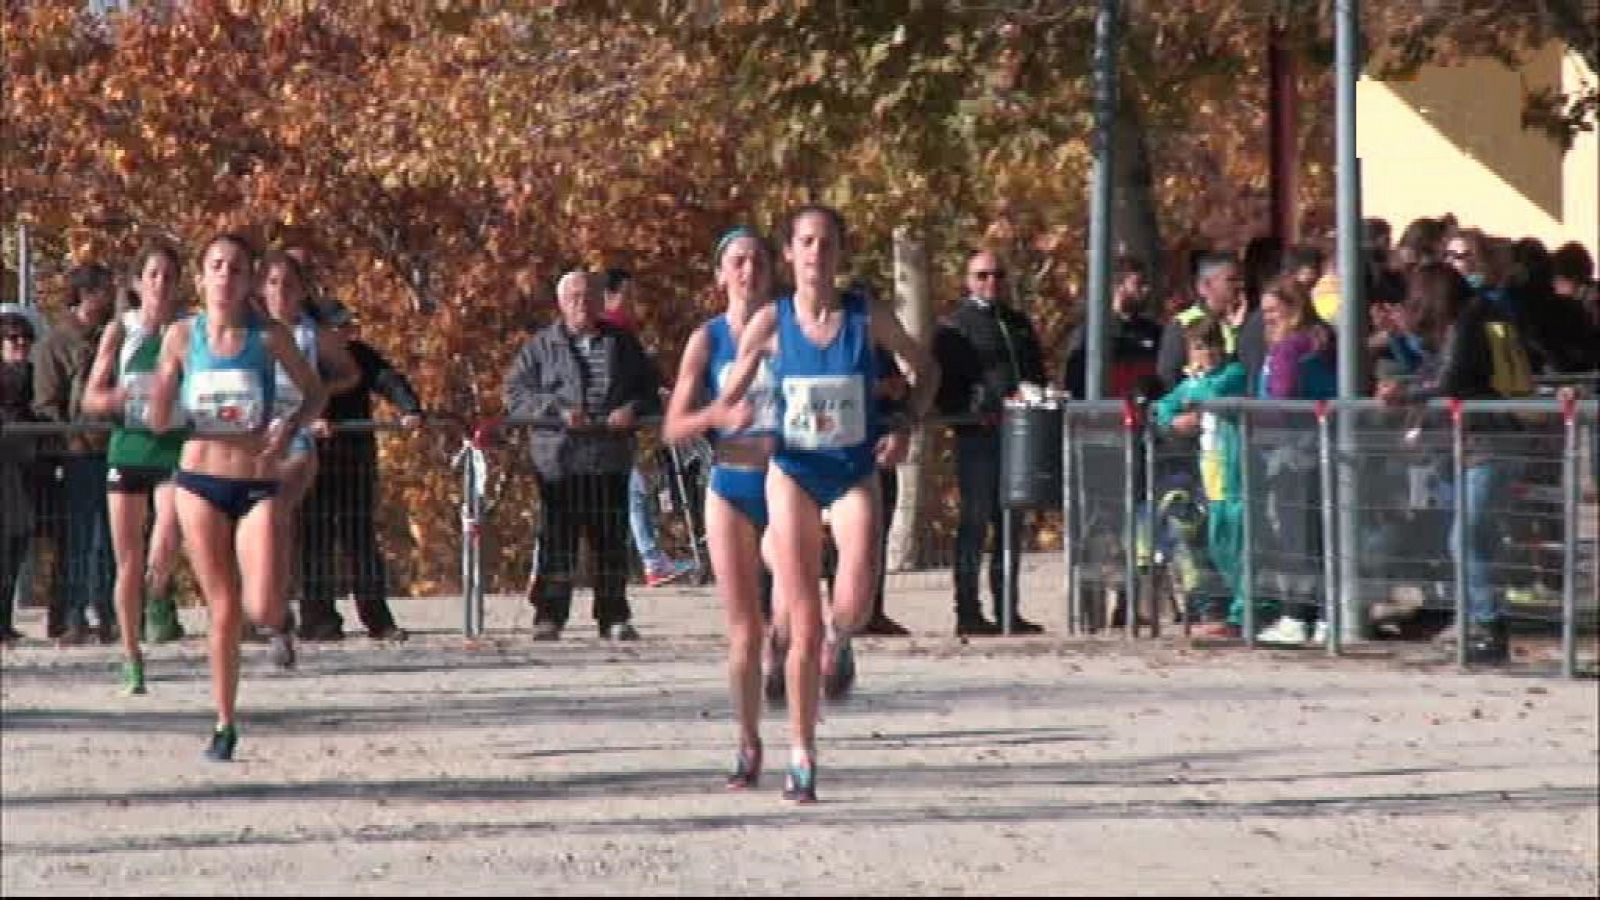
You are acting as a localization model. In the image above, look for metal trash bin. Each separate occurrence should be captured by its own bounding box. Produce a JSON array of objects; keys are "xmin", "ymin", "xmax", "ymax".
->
[{"xmin": 1001, "ymin": 400, "xmax": 1064, "ymax": 510}]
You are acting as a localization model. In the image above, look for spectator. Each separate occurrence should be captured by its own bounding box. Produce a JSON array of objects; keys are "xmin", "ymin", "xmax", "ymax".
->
[
  {"xmin": 298, "ymin": 302, "xmax": 421, "ymax": 642},
  {"xmin": 32, "ymin": 263, "xmax": 116, "ymax": 645},
  {"xmin": 1396, "ymin": 217, "xmax": 1447, "ymax": 271},
  {"xmin": 2, "ymin": 310, "xmax": 39, "ymax": 643},
  {"xmin": 1060, "ymin": 255, "xmax": 1162, "ymax": 399},
  {"xmin": 1156, "ymin": 252, "xmax": 1244, "ymax": 391},
  {"xmin": 505, "ymin": 269, "xmax": 662, "ymax": 642},
  {"xmin": 601, "ymin": 268, "xmax": 695, "ymax": 587},
  {"xmin": 1242, "ymin": 236, "xmax": 1285, "ymax": 316},
  {"xmin": 933, "ymin": 249, "xmax": 1049, "ymax": 636},
  {"xmin": 1507, "ymin": 238, "xmax": 1600, "ymax": 375},
  {"xmin": 1252, "ymin": 277, "xmax": 1336, "ymax": 646},
  {"xmin": 1152, "ymin": 316, "xmax": 1248, "ymax": 638},
  {"xmin": 1551, "ymin": 242, "xmax": 1597, "ymax": 330},
  {"xmin": 1377, "ymin": 263, "xmax": 1520, "ymax": 665}
]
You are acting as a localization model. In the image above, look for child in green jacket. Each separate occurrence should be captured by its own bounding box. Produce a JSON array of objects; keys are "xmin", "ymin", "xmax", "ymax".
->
[{"xmin": 1152, "ymin": 315, "xmax": 1263, "ymax": 635}]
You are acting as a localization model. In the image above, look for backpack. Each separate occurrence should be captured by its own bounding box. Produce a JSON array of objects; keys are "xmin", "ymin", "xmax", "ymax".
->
[{"xmin": 1481, "ymin": 319, "xmax": 1533, "ymax": 399}]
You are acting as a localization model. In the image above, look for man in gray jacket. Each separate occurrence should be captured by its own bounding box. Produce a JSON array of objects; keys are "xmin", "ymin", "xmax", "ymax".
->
[
  {"xmin": 32, "ymin": 264, "xmax": 115, "ymax": 644},
  {"xmin": 504, "ymin": 270, "xmax": 661, "ymax": 642}
]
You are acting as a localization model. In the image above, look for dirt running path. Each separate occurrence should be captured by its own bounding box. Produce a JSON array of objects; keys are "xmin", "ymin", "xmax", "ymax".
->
[{"xmin": 3, "ymin": 584, "xmax": 1596, "ymax": 896}]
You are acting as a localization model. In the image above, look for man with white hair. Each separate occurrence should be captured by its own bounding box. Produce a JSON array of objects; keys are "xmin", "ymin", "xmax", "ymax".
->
[{"xmin": 504, "ymin": 269, "xmax": 662, "ymax": 641}]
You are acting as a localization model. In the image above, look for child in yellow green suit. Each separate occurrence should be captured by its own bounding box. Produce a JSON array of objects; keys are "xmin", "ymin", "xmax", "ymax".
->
[{"xmin": 1152, "ymin": 316, "xmax": 1266, "ymax": 634}]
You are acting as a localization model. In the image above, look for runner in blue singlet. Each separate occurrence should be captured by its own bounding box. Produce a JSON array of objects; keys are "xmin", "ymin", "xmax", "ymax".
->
[
  {"xmin": 663, "ymin": 227, "xmax": 778, "ymax": 790},
  {"xmin": 713, "ymin": 206, "xmax": 939, "ymax": 803},
  {"xmin": 146, "ymin": 233, "xmax": 327, "ymax": 763}
]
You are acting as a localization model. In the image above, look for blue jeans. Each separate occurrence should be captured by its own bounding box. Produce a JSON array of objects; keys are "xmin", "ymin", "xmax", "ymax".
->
[
  {"xmin": 1449, "ymin": 462, "xmax": 1514, "ymax": 626},
  {"xmin": 628, "ymin": 466, "xmax": 664, "ymax": 566},
  {"xmin": 55, "ymin": 455, "xmax": 113, "ymax": 630}
]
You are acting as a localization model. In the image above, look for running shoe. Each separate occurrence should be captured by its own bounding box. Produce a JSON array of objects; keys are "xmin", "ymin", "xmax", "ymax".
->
[
  {"xmin": 119, "ymin": 659, "xmax": 146, "ymax": 696},
  {"xmin": 726, "ymin": 743, "xmax": 762, "ymax": 791},
  {"xmin": 644, "ymin": 558, "xmax": 696, "ymax": 588},
  {"xmin": 822, "ymin": 636, "xmax": 855, "ymax": 701},
  {"xmin": 204, "ymin": 725, "xmax": 238, "ymax": 762},
  {"xmin": 144, "ymin": 588, "xmax": 185, "ymax": 643},
  {"xmin": 782, "ymin": 761, "xmax": 818, "ymax": 804},
  {"xmin": 763, "ymin": 630, "xmax": 788, "ymax": 707},
  {"xmin": 268, "ymin": 629, "xmax": 296, "ymax": 670}
]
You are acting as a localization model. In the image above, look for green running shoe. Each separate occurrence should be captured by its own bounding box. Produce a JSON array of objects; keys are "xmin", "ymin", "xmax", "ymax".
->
[
  {"xmin": 120, "ymin": 659, "xmax": 146, "ymax": 696},
  {"xmin": 204, "ymin": 725, "xmax": 238, "ymax": 762}
]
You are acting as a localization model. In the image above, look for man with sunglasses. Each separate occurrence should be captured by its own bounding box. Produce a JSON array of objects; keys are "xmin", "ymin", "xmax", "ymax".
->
[{"xmin": 933, "ymin": 250, "xmax": 1049, "ymax": 636}]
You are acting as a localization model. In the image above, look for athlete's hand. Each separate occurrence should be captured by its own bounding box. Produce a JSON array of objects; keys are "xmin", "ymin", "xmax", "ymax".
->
[
  {"xmin": 309, "ymin": 418, "xmax": 333, "ymax": 439},
  {"xmin": 875, "ymin": 430, "xmax": 910, "ymax": 467},
  {"xmin": 563, "ymin": 408, "xmax": 590, "ymax": 429},
  {"xmin": 714, "ymin": 398, "xmax": 754, "ymax": 432},
  {"xmin": 1170, "ymin": 411, "xmax": 1200, "ymax": 435},
  {"xmin": 399, "ymin": 413, "xmax": 423, "ymax": 430},
  {"xmin": 260, "ymin": 418, "xmax": 292, "ymax": 461},
  {"xmin": 606, "ymin": 406, "xmax": 637, "ymax": 431}
]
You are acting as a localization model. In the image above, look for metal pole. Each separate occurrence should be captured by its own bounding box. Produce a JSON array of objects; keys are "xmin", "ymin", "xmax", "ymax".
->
[
  {"xmin": 1064, "ymin": 409, "xmax": 1079, "ymax": 635},
  {"xmin": 1084, "ymin": 0, "xmax": 1119, "ymax": 402},
  {"xmin": 1561, "ymin": 395, "xmax": 1579, "ymax": 679},
  {"xmin": 1318, "ymin": 402, "xmax": 1341, "ymax": 656},
  {"xmin": 461, "ymin": 440, "xmax": 477, "ymax": 637},
  {"xmin": 17, "ymin": 222, "xmax": 30, "ymax": 307},
  {"xmin": 1002, "ymin": 503, "xmax": 1015, "ymax": 636},
  {"xmin": 1122, "ymin": 400, "xmax": 1138, "ymax": 637},
  {"xmin": 1451, "ymin": 400, "xmax": 1468, "ymax": 669},
  {"xmin": 1238, "ymin": 412, "xmax": 1256, "ymax": 647},
  {"xmin": 1335, "ymin": 0, "xmax": 1368, "ymax": 644},
  {"xmin": 1144, "ymin": 415, "xmax": 1159, "ymax": 638}
]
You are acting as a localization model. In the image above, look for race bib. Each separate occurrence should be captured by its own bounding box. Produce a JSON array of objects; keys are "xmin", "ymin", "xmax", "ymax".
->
[
  {"xmin": 186, "ymin": 369, "xmax": 266, "ymax": 434},
  {"xmin": 781, "ymin": 375, "xmax": 865, "ymax": 449},
  {"xmin": 719, "ymin": 360, "xmax": 778, "ymax": 435},
  {"xmin": 121, "ymin": 371, "xmax": 185, "ymax": 431}
]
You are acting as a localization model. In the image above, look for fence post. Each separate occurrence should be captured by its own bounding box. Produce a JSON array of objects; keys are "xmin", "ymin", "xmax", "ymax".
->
[
  {"xmin": 455, "ymin": 422, "xmax": 489, "ymax": 638},
  {"xmin": 1144, "ymin": 414, "xmax": 1159, "ymax": 638},
  {"xmin": 1561, "ymin": 393, "xmax": 1579, "ymax": 679},
  {"xmin": 1238, "ymin": 410, "xmax": 1256, "ymax": 647},
  {"xmin": 1317, "ymin": 400, "xmax": 1340, "ymax": 656},
  {"xmin": 1122, "ymin": 399, "xmax": 1139, "ymax": 637},
  {"xmin": 1450, "ymin": 398, "xmax": 1468, "ymax": 670}
]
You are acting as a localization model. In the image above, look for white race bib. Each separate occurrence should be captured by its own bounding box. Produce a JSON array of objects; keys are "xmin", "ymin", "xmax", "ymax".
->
[
  {"xmin": 719, "ymin": 360, "xmax": 778, "ymax": 435},
  {"xmin": 781, "ymin": 375, "xmax": 866, "ymax": 449},
  {"xmin": 121, "ymin": 371, "xmax": 186, "ymax": 431},
  {"xmin": 185, "ymin": 369, "xmax": 266, "ymax": 434}
]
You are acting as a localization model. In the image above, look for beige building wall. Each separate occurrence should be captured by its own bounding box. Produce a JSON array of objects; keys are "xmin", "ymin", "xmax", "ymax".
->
[{"xmin": 1358, "ymin": 42, "xmax": 1598, "ymax": 261}]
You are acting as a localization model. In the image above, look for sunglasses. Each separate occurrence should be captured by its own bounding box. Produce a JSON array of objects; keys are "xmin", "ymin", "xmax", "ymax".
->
[
  {"xmin": 971, "ymin": 270, "xmax": 1006, "ymax": 281},
  {"xmin": 1445, "ymin": 251, "xmax": 1474, "ymax": 262}
]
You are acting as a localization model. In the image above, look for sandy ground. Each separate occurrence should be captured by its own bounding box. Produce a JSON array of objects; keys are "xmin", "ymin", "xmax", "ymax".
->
[{"xmin": 3, "ymin": 567, "xmax": 1597, "ymax": 897}]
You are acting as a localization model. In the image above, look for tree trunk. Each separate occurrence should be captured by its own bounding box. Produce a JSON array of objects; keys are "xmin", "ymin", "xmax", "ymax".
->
[
  {"xmin": 885, "ymin": 226, "xmax": 932, "ymax": 572},
  {"xmin": 1111, "ymin": 93, "xmax": 1165, "ymax": 296}
]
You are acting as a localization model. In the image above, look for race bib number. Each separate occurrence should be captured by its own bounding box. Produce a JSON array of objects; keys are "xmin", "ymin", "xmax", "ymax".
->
[
  {"xmin": 186, "ymin": 369, "xmax": 266, "ymax": 434},
  {"xmin": 121, "ymin": 372, "xmax": 186, "ymax": 431},
  {"xmin": 719, "ymin": 360, "xmax": 778, "ymax": 435},
  {"xmin": 782, "ymin": 375, "xmax": 865, "ymax": 449}
]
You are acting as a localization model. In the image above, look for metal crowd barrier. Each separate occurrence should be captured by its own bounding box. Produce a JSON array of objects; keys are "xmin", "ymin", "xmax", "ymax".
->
[
  {"xmin": 1058, "ymin": 396, "xmax": 1597, "ymax": 677},
  {"xmin": 5, "ymin": 400, "xmax": 1595, "ymax": 678}
]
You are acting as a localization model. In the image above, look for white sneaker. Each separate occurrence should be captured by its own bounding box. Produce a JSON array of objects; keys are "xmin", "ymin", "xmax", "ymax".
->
[
  {"xmin": 1257, "ymin": 616, "xmax": 1309, "ymax": 646},
  {"xmin": 1310, "ymin": 621, "xmax": 1328, "ymax": 645}
]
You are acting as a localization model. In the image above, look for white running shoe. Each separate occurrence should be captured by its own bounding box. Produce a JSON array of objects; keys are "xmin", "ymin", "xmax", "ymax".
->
[{"xmin": 1256, "ymin": 616, "xmax": 1309, "ymax": 646}]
